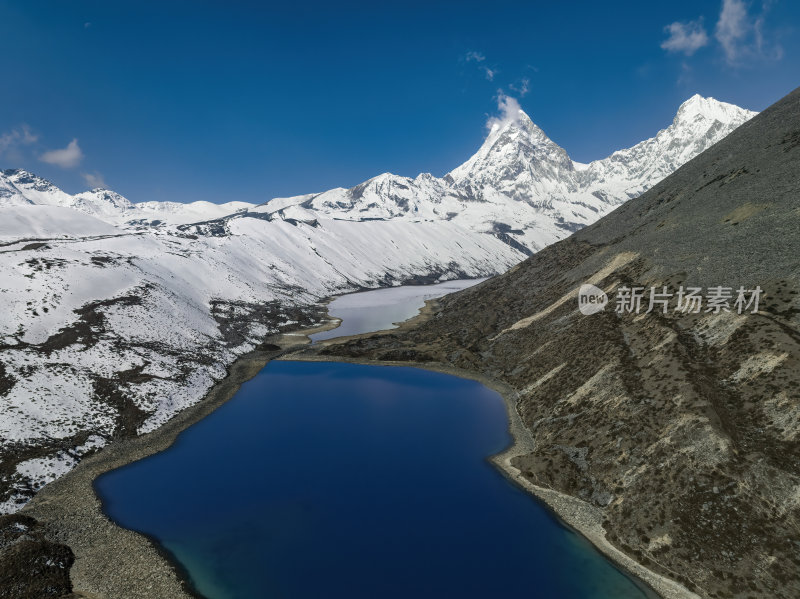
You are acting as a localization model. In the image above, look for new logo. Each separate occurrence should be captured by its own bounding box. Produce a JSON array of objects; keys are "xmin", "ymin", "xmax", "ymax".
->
[{"xmin": 578, "ymin": 284, "xmax": 608, "ymax": 315}]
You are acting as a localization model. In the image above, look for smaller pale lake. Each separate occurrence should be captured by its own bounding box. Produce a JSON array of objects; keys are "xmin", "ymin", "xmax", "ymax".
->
[{"xmin": 309, "ymin": 278, "xmax": 485, "ymax": 342}]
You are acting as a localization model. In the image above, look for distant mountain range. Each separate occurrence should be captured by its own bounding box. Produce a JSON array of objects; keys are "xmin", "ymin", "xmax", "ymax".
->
[
  {"xmin": 2, "ymin": 94, "xmax": 754, "ymax": 253},
  {"xmin": 0, "ymin": 95, "xmax": 755, "ymax": 515}
]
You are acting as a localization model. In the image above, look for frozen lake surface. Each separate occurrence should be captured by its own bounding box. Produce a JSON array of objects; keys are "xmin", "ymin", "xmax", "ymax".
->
[{"xmin": 310, "ymin": 278, "xmax": 485, "ymax": 342}]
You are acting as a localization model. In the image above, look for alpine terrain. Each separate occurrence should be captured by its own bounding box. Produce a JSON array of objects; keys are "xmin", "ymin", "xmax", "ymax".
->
[
  {"xmin": 0, "ymin": 95, "xmax": 754, "ymax": 512},
  {"xmin": 0, "ymin": 94, "xmax": 757, "ymax": 596},
  {"xmin": 313, "ymin": 88, "xmax": 800, "ymax": 598}
]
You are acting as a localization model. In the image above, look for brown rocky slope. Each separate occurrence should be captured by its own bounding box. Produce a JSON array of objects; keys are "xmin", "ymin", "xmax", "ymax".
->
[{"xmin": 312, "ymin": 87, "xmax": 800, "ymax": 597}]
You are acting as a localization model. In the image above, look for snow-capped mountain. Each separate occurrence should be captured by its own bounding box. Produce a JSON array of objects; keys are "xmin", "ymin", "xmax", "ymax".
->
[
  {"xmin": 448, "ymin": 108, "xmax": 578, "ymax": 200},
  {"xmin": 254, "ymin": 94, "xmax": 755, "ymax": 253},
  {"xmin": 1, "ymin": 95, "xmax": 754, "ymax": 253},
  {"xmin": 0, "ymin": 95, "xmax": 756, "ymax": 513},
  {"xmin": 0, "ymin": 169, "xmax": 254, "ymax": 226},
  {"xmin": 576, "ymin": 94, "xmax": 757, "ymax": 202}
]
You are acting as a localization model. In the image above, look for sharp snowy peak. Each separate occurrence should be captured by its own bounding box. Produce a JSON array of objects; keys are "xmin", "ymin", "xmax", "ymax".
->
[
  {"xmin": 269, "ymin": 95, "xmax": 755, "ymax": 253},
  {"xmin": 0, "ymin": 95, "xmax": 755, "ymax": 252},
  {"xmin": 447, "ymin": 109, "xmax": 578, "ymax": 203}
]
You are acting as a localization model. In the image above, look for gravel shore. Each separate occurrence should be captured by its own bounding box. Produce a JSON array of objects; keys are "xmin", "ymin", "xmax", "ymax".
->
[
  {"xmin": 20, "ymin": 319, "xmax": 340, "ymax": 599},
  {"xmin": 289, "ymin": 351, "xmax": 697, "ymax": 599}
]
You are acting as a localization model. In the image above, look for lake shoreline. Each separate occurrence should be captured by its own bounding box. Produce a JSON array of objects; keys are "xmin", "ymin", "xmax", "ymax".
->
[
  {"xmin": 21, "ymin": 290, "xmax": 694, "ymax": 599},
  {"xmin": 20, "ymin": 317, "xmax": 341, "ymax": 599},
  {"xmin": 290, "ymin": 296, "xmax": 699, "ymax": 599},
  {"xmin": 286, "ymin": 353, "xmax": 692, "ymax": 599}
]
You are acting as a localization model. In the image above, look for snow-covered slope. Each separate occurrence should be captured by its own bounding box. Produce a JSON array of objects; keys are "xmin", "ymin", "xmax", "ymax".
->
[
  {"xmin": 0, "ymin": 205, "xmax": 120, "ymax": 241},
  {"xmin": 0, "ymin": 94, "xmax": 756, "ymax": 513},
  {"xmin": 577, "ymin": 94, "xmax": 756, "ymax": 203},
  {"xmin": 0, "ymin": 206, "xmax": 517, "ymax": 513}
]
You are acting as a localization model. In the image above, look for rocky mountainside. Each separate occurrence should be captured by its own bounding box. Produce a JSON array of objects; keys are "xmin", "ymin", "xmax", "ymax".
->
[{"xmin": 315, "ymin": 87, "xmax": 800, "ymax": 598}]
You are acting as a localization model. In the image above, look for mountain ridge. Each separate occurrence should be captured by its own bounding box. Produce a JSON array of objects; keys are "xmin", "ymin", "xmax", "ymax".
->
[
  {"xmin": 264, "ymin": 95, "xmax": 756, "ymax": 253},
  {"xmin": 1, "ymin": 95, "xmax": 755, "ymax": 255}
]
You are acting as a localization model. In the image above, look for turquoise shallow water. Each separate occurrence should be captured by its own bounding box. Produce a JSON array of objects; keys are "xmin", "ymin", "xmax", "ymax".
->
[{"xmin": 96, "ymin": 361, "xmax": 650, "ymax": 599}]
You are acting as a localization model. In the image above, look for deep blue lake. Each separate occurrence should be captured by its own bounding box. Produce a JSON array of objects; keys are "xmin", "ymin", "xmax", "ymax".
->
[{"xmin": 96, "ymin": 361, "xmax": 649, "ymax": 599}]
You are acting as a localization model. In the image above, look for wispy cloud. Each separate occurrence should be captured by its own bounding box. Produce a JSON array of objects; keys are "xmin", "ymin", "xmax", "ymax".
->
[
  {"xmin": 81, "ymin": 171, "xmax": 107, "ymax": 188},
  {"xmin": 661, "ymin": 1, "xmax": 781, "ymax": 69},
  {"xmin": 486, "ymin": 93, "xmax": 524, "ymax": 135},
  {"xmin": 0, "ymin": 124, "xmax": 38, "ymax": 157},
  {"xmin": 462, "ymin": 53, "xmax": 532, "ymax": 107},
  {"xmin": 714, "ymin": 0, "xmax": 782, "ymax": 65},
  {"xmin": 509, "ymin": 77, "xmax": 530, "ymax": 97},
  {"xmin": 678, "ymin": 61, "xmax": 693, "ymax": 86},
  {"xmin": 716, "ymin": 0, "xmax": 750, "ymax": 62},
  {"xmin": 661, "ymin": 20, "xmax": 709, "ymax": 55},
  {"xmin": 39, "ymin": 139, "xmax": 84, "ymax": 168},
  {"xmin": 465, "ymin": 50, "xmax": 497, "ymax": 81}
]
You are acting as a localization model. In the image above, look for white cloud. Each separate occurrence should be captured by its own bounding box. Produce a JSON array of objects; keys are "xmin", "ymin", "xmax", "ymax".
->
[
  {"xmin": 661, "ymin": 20, "xmax": 709, "ymax": 55},
  {"xmin": 0, "ymin": 124, "xmax": 38, "ymax": 157},
  {"xmin": 19, "ymin": 125, "xmax": 37, "ymax": 145},
  {"xmin": 482, "ymin": 67, "xmax": 496, "ymax": 81},
  {"xmin": 715, "ymin": 0, "xmax": 749, "ymax": 62},
  {"xmin": 0, "ymin": 133, "xmax": 16, "ymax": 157},
  {"xmin": 486, "ymin": 93, "xmax": 524, "ymax": 135},
  {"xmin": 81, "ymin": 171, "xmax": 107, "ymax": 189},
  {"xmin": 39, "ymin": 139, "xmax": 84, "ymax": 168},
  {"xmin": 714, "ymin": 0, "xmax": 782, "ymax": 65},
  {"xmin": 678, "ymin": 61, "xmax": 693, "ymax": 86},
  {"xmin": 465, "ymin": 51, "xmax": 485, "ymax": 63}
]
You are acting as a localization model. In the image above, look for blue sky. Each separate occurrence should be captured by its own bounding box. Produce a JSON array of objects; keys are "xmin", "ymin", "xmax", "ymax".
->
[{"xmin": 1, "ymin": 0, "xmax": 798, "ymax": 204}]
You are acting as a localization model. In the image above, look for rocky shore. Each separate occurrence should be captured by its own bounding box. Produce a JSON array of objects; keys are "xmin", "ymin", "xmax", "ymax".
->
[{"xmin": 14, "ymin": 319, "xmax": 340, "ymax": 599}]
